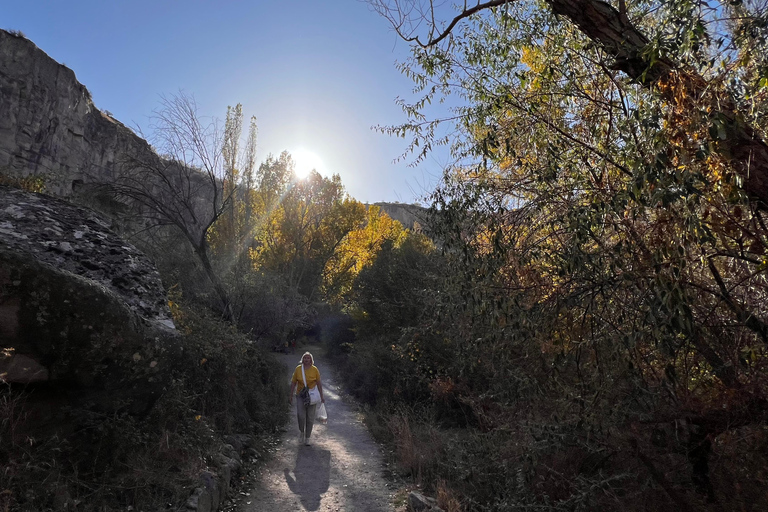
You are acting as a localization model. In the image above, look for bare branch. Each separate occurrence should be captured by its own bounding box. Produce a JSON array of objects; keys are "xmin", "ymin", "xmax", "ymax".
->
[
  {"xmin": 104, "ymin": 92, "xmax": 235, "ymax": 319},
  {"xmin": 370, "ymin": 0, "xmax": 515, "ymax": 47}
]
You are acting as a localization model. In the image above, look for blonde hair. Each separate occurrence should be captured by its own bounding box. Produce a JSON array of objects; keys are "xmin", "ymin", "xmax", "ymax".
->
[{"xmin": 300, "ymin": 351, "xmax": 314, "ymax": 365}]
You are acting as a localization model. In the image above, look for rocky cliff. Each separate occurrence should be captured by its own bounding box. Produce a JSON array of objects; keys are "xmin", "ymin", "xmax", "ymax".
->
[
  {"xmin": 373, "ymin": 201, "xmax": 427, "ymax": 231},
  {"xmin": 0, "ymin": 29, "xmax": 159, "ymax": 200},
  {"xmin": 0, "ymin": 32, "xmax": 264, "ymax": 512}
]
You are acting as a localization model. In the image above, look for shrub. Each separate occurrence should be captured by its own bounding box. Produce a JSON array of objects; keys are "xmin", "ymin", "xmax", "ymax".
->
[
  {"xmin": 0, "ymin": 300, "xmax": 287, "ymax": 511},
  {"xmin": 0, "ymin": 172, "xmax": 46, "ymax": 193},
  {"xmin": 387, "ymin": 412, "xmax": 446, "ymax": 485},
  {"xmin": 6, "ymin": 29, "xmax": 27, "ymax": 39}
]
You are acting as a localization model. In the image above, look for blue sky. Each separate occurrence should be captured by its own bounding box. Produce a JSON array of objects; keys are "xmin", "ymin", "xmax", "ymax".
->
[{"xmin": 2, "ymin": 0, "xmax": 450, "ymax": 204}]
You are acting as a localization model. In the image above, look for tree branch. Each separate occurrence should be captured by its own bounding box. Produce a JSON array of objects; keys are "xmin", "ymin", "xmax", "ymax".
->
[{"xmin": 374, "ymin": 0, "xmax": 768, "ymax": 208}]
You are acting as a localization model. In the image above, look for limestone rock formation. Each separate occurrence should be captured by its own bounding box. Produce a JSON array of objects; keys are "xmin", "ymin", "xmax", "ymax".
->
[
  {"xmin": 0, "ymin": 29, "xmax": 161, "ymax": 200},
  {"xmin": 373, "ymin": 201, "xmax": 427, "ymax": 231},
  {"xmin": 0, "ymin": 185, "xmax": 176, "ymax": 414}
]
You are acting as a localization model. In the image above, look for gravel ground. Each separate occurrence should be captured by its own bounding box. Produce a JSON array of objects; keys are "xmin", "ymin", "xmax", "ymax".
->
[{"xmin": 234, "ymin": 347, "xmax": 403, "ymax": 512}]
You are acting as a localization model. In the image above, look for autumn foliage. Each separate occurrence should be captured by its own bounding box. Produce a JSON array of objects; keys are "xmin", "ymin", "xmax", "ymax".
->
[{"xmin": 339, "ymin": 0, "xmax": 768, "ymax": 510}]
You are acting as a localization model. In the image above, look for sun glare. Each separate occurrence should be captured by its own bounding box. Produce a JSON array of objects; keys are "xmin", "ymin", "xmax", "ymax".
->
[{"xmin": 292, "ymin": 148, "xmax": 325, "ymax": 180}]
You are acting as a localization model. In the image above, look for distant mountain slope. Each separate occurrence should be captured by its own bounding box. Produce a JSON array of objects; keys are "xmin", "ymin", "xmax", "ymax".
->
[{"xmin": 372, "ymin": 202, "xmax": 428, "ymax": 231}]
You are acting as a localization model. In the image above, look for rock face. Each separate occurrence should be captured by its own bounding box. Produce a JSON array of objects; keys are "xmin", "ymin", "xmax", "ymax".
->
[
  {"xmin": 0, "ymin": 29, "xmax": 160, "ymax": 199},
  {"xmin": 0, "ymin": 186, "xmax": 176, "ymax": 414},
  {"xmin": 374, "ymin": 202, "xmax": 428, "ymax": 231}
]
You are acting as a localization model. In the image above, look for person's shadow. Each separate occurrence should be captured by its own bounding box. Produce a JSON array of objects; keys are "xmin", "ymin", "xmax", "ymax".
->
[{"xmin": 284, "ymin": 448, "xmax": 331, "ymax": 511}]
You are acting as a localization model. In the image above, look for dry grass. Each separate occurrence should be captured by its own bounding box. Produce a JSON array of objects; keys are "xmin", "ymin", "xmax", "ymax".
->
[
  {"xmin": 436, "ymin": 479, "xmax": 463, "ymax": 512},
  {"xmin": 387, "ymin": 413, "xmax": 445, "ymax": 486}
]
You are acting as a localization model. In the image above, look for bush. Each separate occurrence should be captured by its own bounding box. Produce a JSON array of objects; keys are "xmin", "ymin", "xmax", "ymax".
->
[
  {"xmin": 5, "ymin": 29, "xmax": 27, "ymax": 39},
  {"xmin": 170, "ymin": 301, "xmax": 287, "ymax": 434},
  {"xmin": 0, "ymin": 171, "xmax": 46, "ymax": 193},
  {"xmin": 0, "ymin": 300, "xmax": 287, "ymax": 511}
]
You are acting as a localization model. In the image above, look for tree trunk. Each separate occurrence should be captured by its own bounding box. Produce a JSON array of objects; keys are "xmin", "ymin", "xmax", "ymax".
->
[
  {"xmin": 547, "ymin": 0, "xmax": 768, "ymax": 208},
  {"xmin": 196, "ymin": 243, "xmax": 234, "ymax": 321}
]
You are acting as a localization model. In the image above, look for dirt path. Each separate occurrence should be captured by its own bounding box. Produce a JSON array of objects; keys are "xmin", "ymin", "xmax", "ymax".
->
[{"xmin": 236, "ymin": 348, "xmax": 399, "ymax": 512}]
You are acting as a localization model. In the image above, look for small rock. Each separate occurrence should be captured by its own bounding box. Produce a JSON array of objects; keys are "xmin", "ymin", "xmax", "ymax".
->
[{"xmin": 409, "ymin": 491, "xmax": 438, "ymax": 511}]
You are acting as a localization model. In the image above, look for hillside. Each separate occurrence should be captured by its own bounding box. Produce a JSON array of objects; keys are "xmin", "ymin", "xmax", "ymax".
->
[{"xmin": 372, "ymin": 202, "xmax": 427, "ymax": 231}]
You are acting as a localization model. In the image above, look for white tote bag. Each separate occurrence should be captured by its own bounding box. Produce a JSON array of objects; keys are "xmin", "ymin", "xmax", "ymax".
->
[{"xmin": 301, "ymin": 365, "xmax": 322, "ymax": 405}]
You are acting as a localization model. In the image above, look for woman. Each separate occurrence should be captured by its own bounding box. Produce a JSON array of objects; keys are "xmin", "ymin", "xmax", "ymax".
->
[{"xmin": 289, "ymin": 351, "xmax": 325, "ymax": 445}]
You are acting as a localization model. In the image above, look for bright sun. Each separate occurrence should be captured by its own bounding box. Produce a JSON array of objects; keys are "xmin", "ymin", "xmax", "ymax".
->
[{"xmin": 292, "ymin": 148, "xmax": 325, "ymax": 180}]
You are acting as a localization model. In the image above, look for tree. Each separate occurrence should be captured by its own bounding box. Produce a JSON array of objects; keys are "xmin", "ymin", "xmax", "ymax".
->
[
  {"xmin": 371, "ymin": 0, "xmax": 768, "ymax": 206},
  {"xmin": 255, "ymin": 151, "xmax": 293, "ymax": 217},
  {"xmin": 352, "ymin": 228, "xmax": 439, "ymax": 335},
  {"xmin": 364, "ymin": 0, "xmax": 768, "ymax": 508},
  {"xmin": 208, "ymin": 103, "xmax": 260, "ymax": 258},
  {"xmin": 206, "ymin": 104, "xmax": 262, "ymax": 324},
  {"xmin": 252, "ymin": 171, "xmax": 367, "ymax": 298},
  {"xmin": 109, "ymin": 93, "xmax": 242, "ymax": 319},
  {"xmin": 320, "ymin": 204, "xmax": 406, "ymax": 304}
]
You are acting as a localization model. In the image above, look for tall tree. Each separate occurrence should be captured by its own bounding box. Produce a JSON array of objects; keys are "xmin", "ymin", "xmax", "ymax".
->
[
  {"xmin": 109, "ymin": 93, "xmax": 239, "ymax": 319},
  {"xmin": 240, "ymin": 116, "xmax": 259, "ymax": 241},
  {"xmin": 372, "ymin": 0, "xmax": 768, "ymax": 205},
  {"xmin": 364, "ymin": 0, "xmax": 768, "ymax": 508},
  {"xmin": 255, "ymin": 151, "xmax": 293, "ymax": 217},
  {"xmin": 253, "ymin": 171, "xmax": 366, "ymax": 298},
  {"xmin": 208, "ymin": 104, "xmax": 258, "ymax": 258},
  {"xmin": 218, "ymin": 104, "xmax": 244, "ymax": 248}
]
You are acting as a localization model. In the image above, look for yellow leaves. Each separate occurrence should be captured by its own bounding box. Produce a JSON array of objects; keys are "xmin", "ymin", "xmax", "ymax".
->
[
  {"xmin": 320, "ymin": 206, "xmax": 406, "ymax": 302},
  {"xmin": 166, "ymin": 284, "xmax": 189, "ymax": 331},
  {"xmin": 706, "ymin": 156, "xmax": 726, "ymax": 185},
  {"xmin": 657, "ymin": 71, "xmax": 705, "ymax": 109},
  {"xmin": 0, "ymin": 174, "xmax": 47, "ymax": 193},
  {"xmin": 519, "ymin": 46, "xmax": 551, "ymax": 92},
  {"xmin": 520, "ymin": 46, "xmax": 546, "ymax": 74},
  {"xmin": 468, "ymin": 225, "xmax": 497, "ymax": 256}
]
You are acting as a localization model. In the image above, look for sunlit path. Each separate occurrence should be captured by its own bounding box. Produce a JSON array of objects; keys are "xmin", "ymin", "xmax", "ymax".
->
[{"xmin": 237, "ymin": 348, "xmax": 397, "ymax": 512}]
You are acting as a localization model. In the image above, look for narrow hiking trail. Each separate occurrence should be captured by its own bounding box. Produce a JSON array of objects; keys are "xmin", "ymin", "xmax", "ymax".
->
[{"xmin": 235, "ymin": 348, "xmax": 401, "ymax": 512}]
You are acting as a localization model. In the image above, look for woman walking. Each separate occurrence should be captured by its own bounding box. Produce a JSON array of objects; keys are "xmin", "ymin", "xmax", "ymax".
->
[{"xmin": 289, "ymin": 351, "xmax": 325, "ymax": 445}]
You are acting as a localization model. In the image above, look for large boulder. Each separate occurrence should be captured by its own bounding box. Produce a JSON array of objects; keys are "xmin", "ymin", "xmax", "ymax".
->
[{"xmin": 0, "ymin": 186, "xmax": 177, "ymax": 415}]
